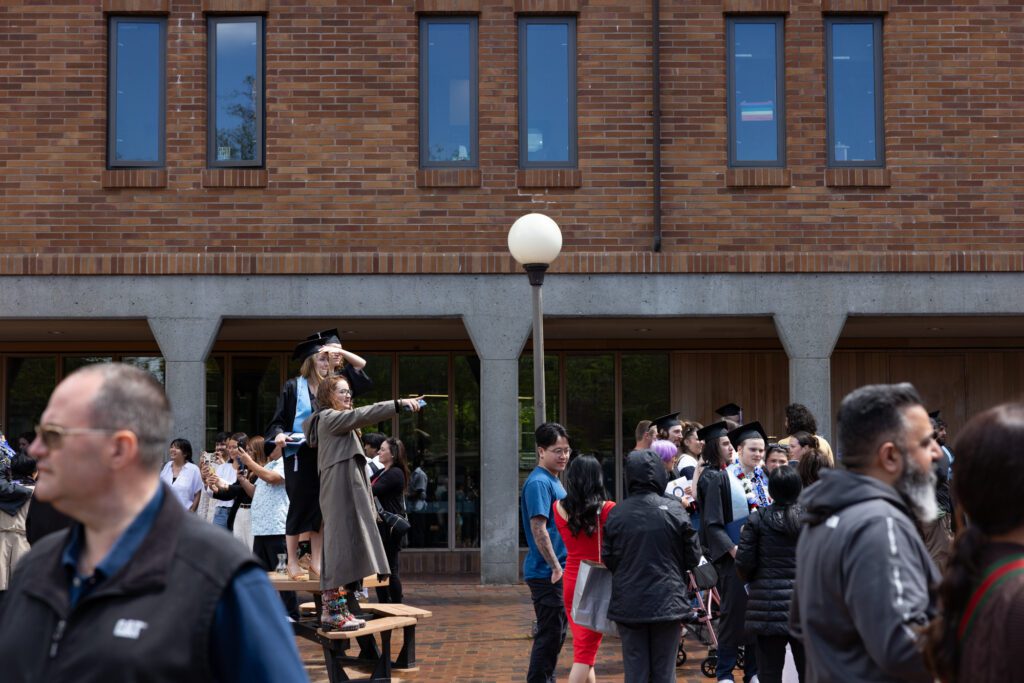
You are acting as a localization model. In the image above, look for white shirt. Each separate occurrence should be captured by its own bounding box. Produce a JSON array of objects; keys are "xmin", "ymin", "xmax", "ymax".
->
[
  {"xmin": 251, "ymin": 458, "xmax": 289, "ymax": 537},
  {"xmin": 211, "ymin": 461, "xmax": 238, "ymax": 508},
  {"xmin": 159, "ymin": 461, "xmax": 204, "ymax": 510}
]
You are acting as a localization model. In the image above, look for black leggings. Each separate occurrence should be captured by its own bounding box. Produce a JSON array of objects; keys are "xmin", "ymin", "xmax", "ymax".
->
[{"xmin": 374, "ymin": 522, "xmax": 404, "ymax": 603}]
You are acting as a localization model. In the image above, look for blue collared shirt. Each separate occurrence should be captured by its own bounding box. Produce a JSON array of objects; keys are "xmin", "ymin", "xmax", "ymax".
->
[{"xmin": 60, "ymin": 486, "xmax": 306, "ymax": 683}]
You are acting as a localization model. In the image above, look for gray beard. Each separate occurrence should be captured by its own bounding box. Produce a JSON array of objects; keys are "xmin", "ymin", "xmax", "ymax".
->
[{"xmin": 896, "ymin": 453, "xmax": 939, "ymax": 523}]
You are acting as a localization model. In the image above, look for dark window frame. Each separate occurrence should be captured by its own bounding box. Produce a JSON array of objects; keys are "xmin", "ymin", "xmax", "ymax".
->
[
  {"xmin": 825, "ymin": 15, "xmax": 885, "ymax": 168},
  {"xmin": 419, "ymin": 15, "xmax": 479, "ymax": 169},
  {"xmin": 726, "ymin": 16, "xmax": 786, "ymax": 168},
  {"xmin": 517, "ymin": 15, "xmax": 578, "ymax": 169},
  {"xmin": 207, "ymin": 15, "xmax": 265, "ymax": 169},
  {"xmin": 107, "ymin": 16, "xmax": 167, "ymax": 169}
]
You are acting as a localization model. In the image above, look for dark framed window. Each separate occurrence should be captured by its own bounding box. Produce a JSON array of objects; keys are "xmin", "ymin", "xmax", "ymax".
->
[
  {"xmin": 419, "ymin": 16, "xmax": 478, "ymax": 168},
  {"xmin": 727, "ymin": 17, "xmax": 785, "ymax": 167},
  {"xmin": 108, "ymin": 16, "xmax": 166, "ymax": 168},
  {"xmin": 208, "ymin": 16, "xmax": 264, "ymax": 168},
  {"xmin": 825, "ymin": 16, "xmax": 884, "ymax": 167},
  {"xmin": 518, "ymin": 16, "xmax": 577, "ymax": 168}
]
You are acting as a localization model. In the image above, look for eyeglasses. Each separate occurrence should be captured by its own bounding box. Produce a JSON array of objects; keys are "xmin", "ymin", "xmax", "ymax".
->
[
  {"xmin": 34, "ymin": 423, "xmax": 119, "ymax": 450},
  {"xmin": 546, "ymin": 447, "xmax": 572, "ymax": 457},
  {"xmin": 337, "ymin": 389, "xmax": 353, "ymax": 396}
]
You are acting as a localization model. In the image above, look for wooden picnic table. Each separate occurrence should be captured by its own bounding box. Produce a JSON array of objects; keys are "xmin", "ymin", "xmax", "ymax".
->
[{"xmin": 268, "ymin": 572, "xmax": 429, "ymax": 683}]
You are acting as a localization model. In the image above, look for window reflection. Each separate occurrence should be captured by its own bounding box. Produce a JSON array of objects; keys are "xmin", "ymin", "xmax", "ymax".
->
[
  {"xmin": 453, "ymin": 355, "xmax": 480, "ymax": 548},
  {"xmin": 210, "ymin": 17, "xmax": 262, "ymax": 165},
  {"xmin": 5, "ymin": 357, "xmax": 57, "ymax": 440},
  {"xmin": 566, "ymin": 355, "xmax": 616, "ymax": 497},
  {"xmin": 730, "ymin": 20, "xmax": 783, "ymax": 165},
  {"xmin": 520, "ymin": 18, "xmax": 576, "ymax": 166},
  {"xmin": 110, "ymin": 18, "xmax": 163, "ymax": 165},
  {"xmin": 230, "ymin": 356, "xmax": 280, "ymax": 437},
  {"xmin": 828, "ymin": 20, "xmax": 881, "ymax": 164},
  {"xmin": 399, "ymin": 355, "xmax": 449, "ymax": 548},
  {"xmin": 421, "ymin": 18, "xmax": 476, "ymax": 166}
]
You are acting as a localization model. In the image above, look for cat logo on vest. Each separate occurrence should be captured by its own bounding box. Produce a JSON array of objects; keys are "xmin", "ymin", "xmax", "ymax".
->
[{"xmin": 112, "ymin": 619, "xmax": 149, "ymax": 640}]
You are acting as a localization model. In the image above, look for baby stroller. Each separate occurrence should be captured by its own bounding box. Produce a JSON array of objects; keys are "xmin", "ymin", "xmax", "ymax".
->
[{"xmin": 677, "ymin": 559, "xmax": 745, "ymax": 678}]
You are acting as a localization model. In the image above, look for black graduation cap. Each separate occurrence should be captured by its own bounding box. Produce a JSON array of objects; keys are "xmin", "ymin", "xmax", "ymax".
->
[
  {"xmin": 652, "ymin": 412, "xmax": 682, "ymax": 433},
  {"xmin": 292, "ymin": 328, "xmax": 342, "ymax": 360},
  {"xmin": 715, "ymin": 402, "xmax": 742, "ymax": 418},
  {"xmin": 728, "ymin": 421, "xmax": 767, "ymax": 449},
  {"xmin": 696, "ymin": 421, "xmax": 729, "ymax": 442},
  {"xmin": 928, "ymin": 410, "xmax": 941, "ymax": 421}
]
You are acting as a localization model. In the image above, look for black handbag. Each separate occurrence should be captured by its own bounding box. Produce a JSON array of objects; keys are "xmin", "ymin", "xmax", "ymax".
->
[{"xmin": 376, "ymin": 498, "xmax": 411, "ymax": 537}]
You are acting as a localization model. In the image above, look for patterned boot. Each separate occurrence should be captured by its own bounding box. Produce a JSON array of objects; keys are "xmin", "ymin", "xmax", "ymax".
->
[{"xmin": 320, "ymin": 589, "xmax": 362, "ymax": 632}]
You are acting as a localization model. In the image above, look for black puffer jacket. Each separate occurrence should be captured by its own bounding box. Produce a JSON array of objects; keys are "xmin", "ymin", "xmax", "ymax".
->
[
  {"xmin": 603, "ymin": 450, "xmax": 702, "ymax": 624},
  {"xmin": 735, "ymin": 503, "xmax": 801, "ymax": 636}
]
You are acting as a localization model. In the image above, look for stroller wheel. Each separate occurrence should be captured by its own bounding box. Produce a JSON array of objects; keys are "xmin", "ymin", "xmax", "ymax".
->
[
  {"xmin": 701, "ymin": 656, "xmax": 717, "ymax": 678},
  {"xmin": 676, "ymin": 642, "xmax": 687, "ymax": 667}
]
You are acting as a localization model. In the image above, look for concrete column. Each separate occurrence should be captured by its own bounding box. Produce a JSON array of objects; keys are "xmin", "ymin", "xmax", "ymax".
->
[
  {"xmin": 463, "ymin": 311, "xmax": 532, "ymax": 585},
  {"xmin": 148, "ymin": 317, "xmax": 222, "ymax": 454},
  {"xmin": 774, "ymin": 313, "xmax": 846, "ymax": 443}
]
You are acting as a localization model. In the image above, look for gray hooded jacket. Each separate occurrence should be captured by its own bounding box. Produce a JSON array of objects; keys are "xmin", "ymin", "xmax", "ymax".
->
[{"xmin": 790, "ymin": 468, "xmax": 939, "ymax": 683}]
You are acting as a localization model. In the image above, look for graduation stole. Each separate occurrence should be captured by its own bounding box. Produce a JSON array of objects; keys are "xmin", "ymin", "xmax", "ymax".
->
[{"xmin": 957, "ymin": 552, "xmax": 1024, "ymax": 642}]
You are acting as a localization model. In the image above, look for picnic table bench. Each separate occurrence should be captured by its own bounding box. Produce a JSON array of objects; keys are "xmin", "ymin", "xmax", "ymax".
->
[{"xmin": 268, "ymin": 572, "xmax": 432, "ymax": 683}]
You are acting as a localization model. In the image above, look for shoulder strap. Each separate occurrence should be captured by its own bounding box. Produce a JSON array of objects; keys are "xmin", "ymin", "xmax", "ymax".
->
[{"xmin": 958, "ymin": 552, "xmax": 1024, "ymax": 642}]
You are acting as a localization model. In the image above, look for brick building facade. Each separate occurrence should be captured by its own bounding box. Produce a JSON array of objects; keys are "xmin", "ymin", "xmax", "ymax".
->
[{"xmin": 1, "ymin": 0, "xmax": 1022, "ymax": 580}]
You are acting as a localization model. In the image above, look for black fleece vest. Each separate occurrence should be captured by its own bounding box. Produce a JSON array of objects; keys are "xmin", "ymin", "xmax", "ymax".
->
[{"xmin": 0, "ymin": 485, "xmax": 256, "ymax": 683}]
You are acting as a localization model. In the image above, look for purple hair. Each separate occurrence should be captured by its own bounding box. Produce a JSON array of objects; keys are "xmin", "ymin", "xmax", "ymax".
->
[{"xmin": 650, "ymin": 439, "xmax": 677, "ymax": 463}]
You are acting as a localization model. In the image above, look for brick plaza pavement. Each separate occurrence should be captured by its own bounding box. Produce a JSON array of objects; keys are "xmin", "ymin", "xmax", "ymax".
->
[{"xmin": 297, "ymin": 577, "xmax": 710, "ymax": 682}]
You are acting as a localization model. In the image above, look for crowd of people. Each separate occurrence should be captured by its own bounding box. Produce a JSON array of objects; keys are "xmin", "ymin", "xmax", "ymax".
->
[
  {"xmin": 522, "ymin": 386, "xmax": 1018, "ymax": 683},
  {"xmin": 0, "ymin": 328, "xmax": 428, "ymax": 681}
]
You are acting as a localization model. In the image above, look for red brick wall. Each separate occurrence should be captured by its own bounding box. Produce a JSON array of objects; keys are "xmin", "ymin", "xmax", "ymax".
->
[{"xmin": 0, "ymin": 0, "xmax": 1021, "ymax": 275}]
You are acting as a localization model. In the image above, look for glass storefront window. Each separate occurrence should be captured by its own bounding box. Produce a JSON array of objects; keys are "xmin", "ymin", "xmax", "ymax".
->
[
  {"xmin": 453, "ymin": 354, "xmax": 480, "ymax": 548},
  {"xmin": 122, "ymin": 356, "xmax": 166, "ymax": 385},
  {"xmin": 63, "ymin": 356, "xmax": 114, "ymax": 376},
  {"xmin": 399, "ymin": 355, "xmax": 449, "ymax": 549},
  {"xmin": 206, "ymin": 356, "xmax": 226, "ymax": 450},
  {"xmin": 518, "ymin": 354, "xmax": 559, "ymax": 547},
  {"xmin": 5, "ymin": 357, "xmax": 57, "ymax": 441},
  {"xmin": 230, "ymin": 356, "xmax": 281, "ymax": 438},
  {"xmin": 355, "ymin": 353, "xmax": 394, "ymax": 436},
  {"xmin": 565, "ymin": 355, "xmax": 616, "ymax": 497}
]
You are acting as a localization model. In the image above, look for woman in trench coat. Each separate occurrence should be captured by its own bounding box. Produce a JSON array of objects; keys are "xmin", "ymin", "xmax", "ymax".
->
[{"xmin": 303, "ymin": 373, "xmax": 423, "ymax": 630}]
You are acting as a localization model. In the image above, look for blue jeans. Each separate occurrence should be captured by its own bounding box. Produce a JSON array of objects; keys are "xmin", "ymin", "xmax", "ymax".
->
[{"xmin": 212, "ymin": 506, "xmax": 231, "ymax": 529}]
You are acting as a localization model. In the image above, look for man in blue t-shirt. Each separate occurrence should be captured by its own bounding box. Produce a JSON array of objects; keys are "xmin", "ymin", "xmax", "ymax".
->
[{"xmin": 521, "ymin": 422, "xmax": 570, "ymax": 683}]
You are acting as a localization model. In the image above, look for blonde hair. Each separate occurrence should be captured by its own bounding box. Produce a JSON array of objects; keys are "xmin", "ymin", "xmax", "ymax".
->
[{"xmin": 300, "ymin": 353, "xmax": 329, "ymax": 383}]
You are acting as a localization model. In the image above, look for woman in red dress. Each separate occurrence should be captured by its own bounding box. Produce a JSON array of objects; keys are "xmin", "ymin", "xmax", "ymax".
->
[{"xmin": 554, "ymin": 455, "xmax": 616, "ymax": 683}]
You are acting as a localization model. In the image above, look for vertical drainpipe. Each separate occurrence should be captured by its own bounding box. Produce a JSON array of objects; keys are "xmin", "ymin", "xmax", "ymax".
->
[{"xmin": 652, "ymin": 0, "xmax": 663, "ymax": 252}]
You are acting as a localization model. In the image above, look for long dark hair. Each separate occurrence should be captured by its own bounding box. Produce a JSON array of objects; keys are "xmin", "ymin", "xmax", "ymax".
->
[
  {"xmin": 563, "ymin": 455, "xmax": 607, "ymax": 538},
  {"xmin": 384, "ymin": 436, "xmax": 411, "ymax": 494},
  {"xmin": 923, "ymin": 403, "xmax": 1024, "ymax": 681},
  {"xmin": 701, "ymin": 434, "xmax": 727, "ymax": 470},
  {"xmin": 767, "ymin": 465, "xmax": 803, "ymax": 533}
]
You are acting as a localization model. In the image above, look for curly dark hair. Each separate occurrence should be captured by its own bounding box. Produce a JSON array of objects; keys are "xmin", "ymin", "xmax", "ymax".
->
[
  {"xmin": 562, "ymin": 455, "xmax": 608, "ymax": 538},
  {"xmin": 784, "ymin": 403, "xmax": 818, "ymax": 436}
]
